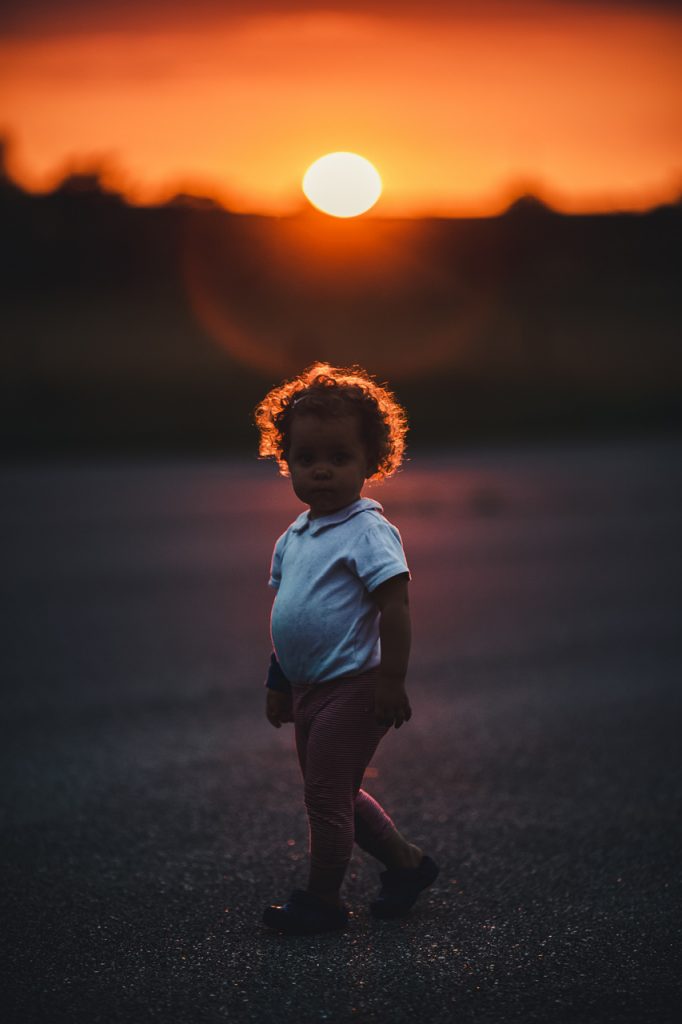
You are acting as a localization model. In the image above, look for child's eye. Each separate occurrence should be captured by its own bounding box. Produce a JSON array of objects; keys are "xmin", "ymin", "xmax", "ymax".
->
[
  {"xmin": 332, "ymin": 453, "xmax": 349, "ymax": 465},
  {"xmin": 296, "ymin": 452, "xmax": 313, "ymax": 465}
]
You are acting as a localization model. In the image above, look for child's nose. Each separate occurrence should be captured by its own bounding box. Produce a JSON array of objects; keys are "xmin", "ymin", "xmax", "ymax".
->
[{"xmin": 312, "ymin": 464, "xmax": 332, "ymax": 479}]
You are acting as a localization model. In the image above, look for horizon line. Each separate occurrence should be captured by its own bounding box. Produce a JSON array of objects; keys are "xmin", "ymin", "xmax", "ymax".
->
[{"xmin": 4, "ymin": 165, "xmax": 681, "ymax": 221}]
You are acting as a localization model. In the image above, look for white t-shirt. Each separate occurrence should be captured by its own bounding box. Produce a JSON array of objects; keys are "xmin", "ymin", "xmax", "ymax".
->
[{"xmin": 269, "ymin": 497, "xmax": 410, "ymax": 684}]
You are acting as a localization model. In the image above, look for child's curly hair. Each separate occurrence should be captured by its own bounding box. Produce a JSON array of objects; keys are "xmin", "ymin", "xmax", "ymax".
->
[{"xmin": 255, "ymin": 362, "xmax": 408, "ymax": 482}]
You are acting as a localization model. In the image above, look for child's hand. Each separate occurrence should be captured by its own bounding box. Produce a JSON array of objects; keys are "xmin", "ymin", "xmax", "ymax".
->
[
  {"xmin": 373, "ymin": 676, "xmax": 412, "ymax": 729},
  {"xmin": 266, "ymin": 690, "xmax": 294, "ymax": 728}
]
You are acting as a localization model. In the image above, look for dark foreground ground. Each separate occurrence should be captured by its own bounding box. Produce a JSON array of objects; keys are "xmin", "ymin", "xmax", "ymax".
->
[{"xmin": 2, "ymin": 439, "xmax": 681, "ymax": 1023}]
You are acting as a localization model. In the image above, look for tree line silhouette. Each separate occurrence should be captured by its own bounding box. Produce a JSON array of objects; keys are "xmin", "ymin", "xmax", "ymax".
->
[{"xmin": 1, "ymin": 144, "xmax": 680, "ymax": 454}]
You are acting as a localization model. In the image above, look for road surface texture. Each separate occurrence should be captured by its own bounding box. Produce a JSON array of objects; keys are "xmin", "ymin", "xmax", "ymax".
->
[{"xmin": 2, "ymin": 439, "xmax": 681, "ymax": 1023}]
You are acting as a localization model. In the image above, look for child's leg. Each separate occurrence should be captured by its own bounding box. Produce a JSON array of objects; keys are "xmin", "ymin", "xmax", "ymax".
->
[
  {"xmin": 354, "ymin": 792, "xmax": 423, "ymax": 869},
  {"xmin": 354, "ymin": 788, "xmax": 396, "ymax": 846},
  {"xmin": 293, "ymin": 673, "xmax": 391, "ymax": 904},
  {"xmin": 296, "ymin": 727, "xmax": 399, "ymax": 861}
]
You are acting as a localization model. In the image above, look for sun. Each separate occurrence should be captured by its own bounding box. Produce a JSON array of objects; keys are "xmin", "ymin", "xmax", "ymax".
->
[{"xmin": 302, "ymin": 152, "xmax": 382, "ymax": 218}]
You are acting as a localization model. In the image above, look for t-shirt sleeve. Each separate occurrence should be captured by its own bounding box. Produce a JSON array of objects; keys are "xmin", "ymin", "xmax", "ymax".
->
[
  {"xmin": 348, "ymin": 520, "xmax": 410, "ymax": 593},
  {"xmin": 268, "ymin": 533, "xmax": 287, "ymax": 590}
]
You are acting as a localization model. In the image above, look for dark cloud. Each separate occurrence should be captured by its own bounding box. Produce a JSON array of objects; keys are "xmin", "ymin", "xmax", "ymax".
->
[{"xmin": 3, "ymin": 0, "xmax": 681, "ymax": 38}]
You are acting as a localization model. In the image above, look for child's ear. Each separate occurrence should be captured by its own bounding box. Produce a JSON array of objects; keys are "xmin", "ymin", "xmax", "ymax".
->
[{"xmin": 363, "ymin": 445, "xmax": 378, "ymax": 479}]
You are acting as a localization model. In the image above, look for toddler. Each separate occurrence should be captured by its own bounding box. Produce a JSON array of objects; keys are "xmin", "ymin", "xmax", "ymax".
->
[{"xmin": 255, "ymin": 362, "xmax": 438, "ymax": 935}]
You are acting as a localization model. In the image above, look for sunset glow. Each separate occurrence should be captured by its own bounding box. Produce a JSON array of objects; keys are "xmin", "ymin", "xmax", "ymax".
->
[{"xmin": 1, "ymin": 2, "xmax": 681, "ymax": 216}]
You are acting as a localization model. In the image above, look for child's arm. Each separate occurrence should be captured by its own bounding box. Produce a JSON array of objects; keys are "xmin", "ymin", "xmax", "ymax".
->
[
  {"xmin": 370, "ymin": 573, "xmax": 412, "ymax": 729},
  {"xmin": 264, "ymin": 652, "xmax": 293, "ymax": 728},
  {"xmin": 266, "ymin": 689, "xmax": 293, "ymax": 728}
]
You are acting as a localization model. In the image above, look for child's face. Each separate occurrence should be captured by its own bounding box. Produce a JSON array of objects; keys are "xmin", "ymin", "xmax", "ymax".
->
[{"xmin": 286, "ymin": 413, "xmax": 370, "ymax": 519}]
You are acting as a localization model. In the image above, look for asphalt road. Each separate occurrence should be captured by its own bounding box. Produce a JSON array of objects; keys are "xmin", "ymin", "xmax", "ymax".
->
[{"xmin": 2, "ymin": 439, "xmax": 681, "ymax": 1023}]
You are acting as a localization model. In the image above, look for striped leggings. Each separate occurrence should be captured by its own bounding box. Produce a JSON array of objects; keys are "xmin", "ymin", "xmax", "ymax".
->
[{"xmin": 291, "ymin": 669, "xmax": 396, "ymax": 888}]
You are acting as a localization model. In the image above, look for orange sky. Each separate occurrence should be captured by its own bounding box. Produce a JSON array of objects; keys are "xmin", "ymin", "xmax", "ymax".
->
[{"xmin": 1, "ymin": 1, "xmax": 681, "ymax": 216}]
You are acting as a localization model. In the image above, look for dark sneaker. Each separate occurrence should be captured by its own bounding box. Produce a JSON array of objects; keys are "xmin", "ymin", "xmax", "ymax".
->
[
  {"xmin": 263, "ymin": 889, "xmax": 349, "ymax": 935},
  {"xmin": 369, "ymin": 855, "xmax": 440, "ymax": 919}
]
